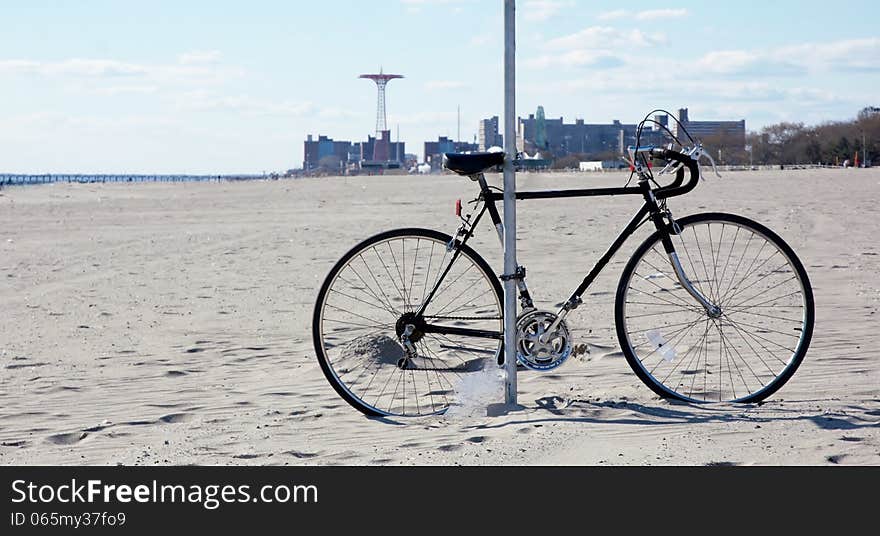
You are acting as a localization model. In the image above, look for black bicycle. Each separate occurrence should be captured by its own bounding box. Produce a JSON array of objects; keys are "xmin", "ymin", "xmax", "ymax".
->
[{"xmin": 312, "ymin": 119, "xmax": 814, "ymax": 417}]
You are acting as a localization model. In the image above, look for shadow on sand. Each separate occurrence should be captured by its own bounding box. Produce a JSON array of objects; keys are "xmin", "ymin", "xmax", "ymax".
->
[{"xmin": 468, "ymin": 396, "xmax": 880, "ymax": 431}]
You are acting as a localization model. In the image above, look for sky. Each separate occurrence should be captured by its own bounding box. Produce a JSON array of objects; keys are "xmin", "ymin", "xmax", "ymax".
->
[{"xmin": 1, "ymin": 0, "xmax": 878, "ymax": 174}]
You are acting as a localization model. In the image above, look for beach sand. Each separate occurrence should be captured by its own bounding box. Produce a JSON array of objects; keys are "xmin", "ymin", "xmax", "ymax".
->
[{"xmin": 1, "ymin": 168, "xmax": 877, "ymax": 466}]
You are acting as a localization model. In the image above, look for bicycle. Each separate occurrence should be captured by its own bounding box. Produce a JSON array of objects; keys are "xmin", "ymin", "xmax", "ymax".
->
[{"xmin": 312, "ymin": 113, "xmax": 815, "ymax": 417}]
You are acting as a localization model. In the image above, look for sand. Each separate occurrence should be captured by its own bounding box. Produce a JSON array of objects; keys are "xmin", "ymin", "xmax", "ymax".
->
[{"xmin": 0, "ymin": 168, "xmax": 877, "ymax": 466}]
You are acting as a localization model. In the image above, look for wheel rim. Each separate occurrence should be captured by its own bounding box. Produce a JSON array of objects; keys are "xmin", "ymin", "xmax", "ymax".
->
[
  {"xmin": 317, "ymin": 234, "xmax": 502, "ymax": 416},
  {"xmin": 621, "ymin": 218, "xmax": 811, "ymax": 403}
]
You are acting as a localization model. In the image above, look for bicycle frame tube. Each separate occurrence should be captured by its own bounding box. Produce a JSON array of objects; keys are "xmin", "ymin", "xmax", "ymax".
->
[
  {"xmin": 414, "ymin": 201, "xmax": 491, "ymax": 318},
  {"xmin": 415, "ymin": 176, "xmax": 712, "ymax": 341}
]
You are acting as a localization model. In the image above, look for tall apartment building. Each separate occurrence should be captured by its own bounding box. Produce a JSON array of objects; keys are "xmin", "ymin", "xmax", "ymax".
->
[
  {"xmin": 425, "ymin": 136, "xmax": 479, "ymax": 170},
  {"xmin": 518, "ymin": 113, "xmax": 643, "ymax": 156},
  {"xmin": 674, "ymin": 108, "xmax": 746, "ymax": 146},
  {"xmin": 478, "ymin": 116, "xmax": 504, "ymax": 152},
  {"xmin": 303, "ymin": 135, "xmax": 352, "ymax": 171}
]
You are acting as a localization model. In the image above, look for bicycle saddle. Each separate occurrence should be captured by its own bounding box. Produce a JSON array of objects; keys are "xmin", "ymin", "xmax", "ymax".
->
[{"xmin": 443, "ymin": 152, "xmax": 505, "ymax": 176}]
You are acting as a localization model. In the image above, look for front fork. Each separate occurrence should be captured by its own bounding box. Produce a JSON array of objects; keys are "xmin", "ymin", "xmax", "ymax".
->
[{"xmin": 648, "ymin": 193, "xmax": 722, "ymax": 319}]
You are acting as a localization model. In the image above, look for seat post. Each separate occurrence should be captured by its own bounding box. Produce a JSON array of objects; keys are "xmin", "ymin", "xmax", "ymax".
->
[{"xmin": 470, "ymin": 172, "xmax": 489, "ymax": 187}]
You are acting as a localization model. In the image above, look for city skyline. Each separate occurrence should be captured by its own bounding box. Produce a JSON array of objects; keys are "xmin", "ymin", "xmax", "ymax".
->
[{"xmin": 1, "ymin": 1, "xmax": 878, "ymax": 174}]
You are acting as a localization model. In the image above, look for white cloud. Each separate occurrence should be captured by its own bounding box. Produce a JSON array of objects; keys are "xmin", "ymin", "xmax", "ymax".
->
[
  {"xmin": 0, "ymin": 55, "xmax": 242, "ymax": 85},
  {"xmin": 695, "ymin": 50, "xmax": 803, "ymax": 76},
  {"xmin": 523, "ymin": 0, "xmax": 573, "ymax": 22},
  {"xmin": 178, "ymin": 50, "xmax": 222, "ymax": 65},
  {"xmin": 400, "ymin": 0, "xmax": 470, "ymax": 14},
  {"xmin": 598, "ymin": 8, "xmax": 689, "ymax": 21},
  {"xmin": 525, "ymin": 51, "xmax": 625, "ymax": 69},
  {"xmin": 696, "ymin": 38, "xmax": 880, "ymax": 76},
  {"xmin": 175, "ymin": 90, "xmax": 316, "ymax": 116},
  {"xmin": 597, "ymin": 9, "xmax": 627, "ymax": 21},
  {"xmin": 399, "ymin": 0, "xmax": 468, "ymax": 4},
  {"xmin": 317, "ymin": 107, "xmax": 362, "ymax": 120},
  {"xmin": 544, "ymin": 26, "xmax": 668, "ymax": 51},
  {"xmin": 424, "ymin": 80, "xmax": 469, "ymax": 91},
  {"xmin": 776, "ymin": 38, "xmax": 880, "ymax": 72},
  {"xmin": 0, "ymin": 58, "xmax": 148, "ymax": 77},
  {"xmin": 93, "ymin": 85, "xmax": 160, "ymax": 96}
]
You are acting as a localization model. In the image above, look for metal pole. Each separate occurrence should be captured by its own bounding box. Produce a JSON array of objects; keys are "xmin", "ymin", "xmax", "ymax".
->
[{"xmin": 502, "ymin": 0, "xmax": 517, "ymax": 406}]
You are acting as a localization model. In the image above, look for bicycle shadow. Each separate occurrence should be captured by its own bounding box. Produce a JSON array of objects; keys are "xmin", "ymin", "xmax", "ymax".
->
[{"xmin": 469, "ymin": 396, "xmax": 880, "ymax": 431}]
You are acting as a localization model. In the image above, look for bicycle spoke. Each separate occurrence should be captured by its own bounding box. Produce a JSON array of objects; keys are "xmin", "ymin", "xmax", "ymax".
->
[
  {"xmin": 380, "ymin": 243, "xmax": 408, "ymax": 310},
  {"xmin": 720, "ymin": 233, "xmax": 755, "ymax": 300},
  {"xmin": 722, "ymin": 316, "xmax": 788, "ymax": 373},
  {"xmin": 687, "ymin": 319, "xmax": 711, "ymax": 399},
  {"xmin": 316, "ymin": 232, "xmax": 501, "ymax": 417},
  {"xmin": 658, "ymin": 318, "xmax": 710, "ymax": 386},
  {"xmin": 627, "ymin": 279, "xmax": 703, "ymax": 313},
  {"xmin": 620, "ymin": 216, "xmax": 812, "ymax": 403},
  {"xmin": 677, "ymin": 233, "xmax": 713, "ymax": 301}
]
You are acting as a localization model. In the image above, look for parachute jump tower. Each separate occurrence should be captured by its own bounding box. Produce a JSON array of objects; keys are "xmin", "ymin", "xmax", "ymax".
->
[{"xmin": 360, "ymin": 70, "xmax": 404, "ymax": 163}]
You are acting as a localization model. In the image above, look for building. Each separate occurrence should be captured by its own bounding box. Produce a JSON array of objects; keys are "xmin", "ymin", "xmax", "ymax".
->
[
  {"xmin": 360, "ymin": 132, "xmax": 405, "ymax": 168},
  {"xmin": 674, "ymin": 108, "xmax": 746, "ymax": 147},
  {"xmin": 303, "ymin": 135, "xmax": 352, "ymax": 171},
  {"xmin": 479, "ymin": 116, "xmax": 504, "ymax": 151},
  {"xmin": 518, "ymin": 112, "xmax": 644, "ymax": 157},
  {"xmin": 424, "ymin": 137, "xmax": 479, "ymax": 170},
  {"xmin": 304, "ymin": 133, "xmax": 404, "ymax": 173}
]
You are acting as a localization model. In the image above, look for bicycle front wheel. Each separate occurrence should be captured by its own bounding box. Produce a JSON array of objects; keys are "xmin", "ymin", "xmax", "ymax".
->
[
  {"xmin": 615, "ymin": 213, "xmax": 814, "ymax": 403},
  {"xmin": 313, "ymin": 228, "xmax": 503, "ymax": 417}
]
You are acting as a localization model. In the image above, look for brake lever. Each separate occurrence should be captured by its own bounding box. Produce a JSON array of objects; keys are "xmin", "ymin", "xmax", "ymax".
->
[
  {"xmin": 701, "ymin": 151, "xmax": 723, "ymax": 179},
  {"xmin": 656, "ymin": 160, "xmax": 684, "ymax": 176}
]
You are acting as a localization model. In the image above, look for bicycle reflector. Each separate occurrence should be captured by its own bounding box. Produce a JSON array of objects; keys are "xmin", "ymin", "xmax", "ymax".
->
[{"xmin": 455, "ymin": 199, "xmax": 462, "ymax": 217}]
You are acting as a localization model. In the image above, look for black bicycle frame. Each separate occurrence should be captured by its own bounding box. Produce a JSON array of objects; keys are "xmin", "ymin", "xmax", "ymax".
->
[{"xmin": 415, "ymin": 172, "xmax": 684, "ymax": 342}]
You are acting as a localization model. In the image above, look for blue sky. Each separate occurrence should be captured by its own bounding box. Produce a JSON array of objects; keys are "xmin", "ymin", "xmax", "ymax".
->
[{"xmin": 1, "ymin": 0, "xmax": 877, "ymax": 173}]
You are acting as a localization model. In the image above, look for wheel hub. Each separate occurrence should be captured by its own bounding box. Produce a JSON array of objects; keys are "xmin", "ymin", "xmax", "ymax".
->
[{"xmin": 395, "ymin": 312, "xmax": 425, "ymax": 344}]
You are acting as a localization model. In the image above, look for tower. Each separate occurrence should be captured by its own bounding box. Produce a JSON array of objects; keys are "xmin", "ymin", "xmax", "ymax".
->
[
  {"xmin": 535, "ymin": 106, "xmax": 547, "ymax": 151},
  {"xmin": 360, "ymin": 69, "xmax": 404, "ymax": 162}
]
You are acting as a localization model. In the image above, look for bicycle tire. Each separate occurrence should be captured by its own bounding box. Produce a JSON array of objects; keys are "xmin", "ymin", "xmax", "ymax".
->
[
  {"xmin": 313, "ymin": 228, "xmax": 504, "ymax": 417},
  {"xmin": 615, "ymin": 213, "xmax": 814, "ymax": 403}
]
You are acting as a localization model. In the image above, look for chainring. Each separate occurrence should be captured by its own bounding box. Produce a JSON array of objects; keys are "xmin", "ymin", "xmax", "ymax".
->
[{"xmin": 515, "ymin": 310, "xmax": 573, "ymax": 371}]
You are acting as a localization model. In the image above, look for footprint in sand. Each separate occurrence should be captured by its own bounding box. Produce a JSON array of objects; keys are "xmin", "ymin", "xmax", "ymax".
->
[
  {"xmin": 232, "ymin": 453, "xmax": 263, "ymax": 460},
  {"xmin": 159, "ymin": 413, "xmax": 190, "ymax": 424},
  {"xmin": 285, "ymin": 451, "xmax": 320, "ymax": 459},
  {"xmin": 6, "ymin": 362, "xmax": 49, "ymax": 370},
  {"xmin": 82, "ymin": 421, "xmax": 113, "ymax": 432},
  {"xmin": 47, "ymin": 432, "xmax": 88, "ymax": 445}
]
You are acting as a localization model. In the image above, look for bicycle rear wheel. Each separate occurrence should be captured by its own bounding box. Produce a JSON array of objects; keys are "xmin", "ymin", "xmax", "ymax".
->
[
  {"xmin": 313, "ymin": 228, "xmax": 503, "ymax": 417},
  {"xmin": 615, "ymin": 213, "xmax": 814, "ymax": 403}
]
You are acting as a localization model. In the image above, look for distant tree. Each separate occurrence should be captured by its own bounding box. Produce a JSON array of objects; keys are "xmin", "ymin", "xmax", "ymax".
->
[{"xmin": 857, "ymin": 106, "xmax": 880, "ymax": 121}]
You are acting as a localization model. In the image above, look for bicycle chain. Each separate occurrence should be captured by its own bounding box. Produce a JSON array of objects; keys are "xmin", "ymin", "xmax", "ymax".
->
[{"xmin": 423, "ymin": 315, "xmax": 503, "ymax": 321}]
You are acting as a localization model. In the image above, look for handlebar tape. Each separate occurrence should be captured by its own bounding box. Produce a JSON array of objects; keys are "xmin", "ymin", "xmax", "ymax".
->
[{"xmin": 654, "ymin": 149, "xmax": 701, "ymax": 199}]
